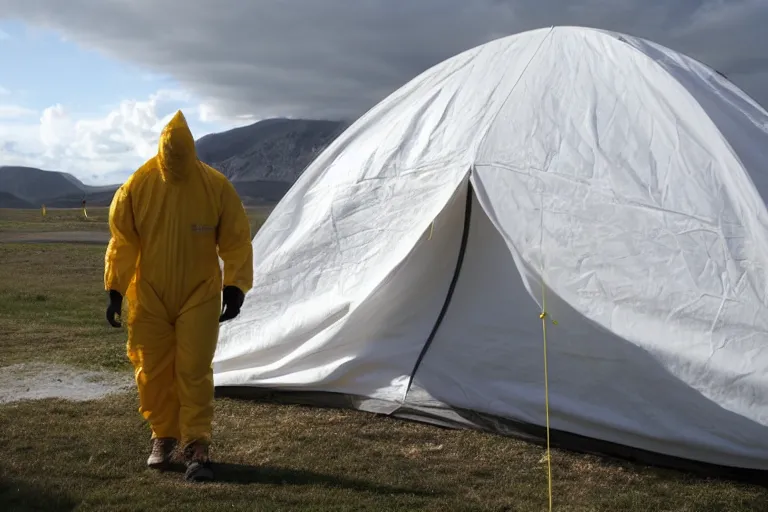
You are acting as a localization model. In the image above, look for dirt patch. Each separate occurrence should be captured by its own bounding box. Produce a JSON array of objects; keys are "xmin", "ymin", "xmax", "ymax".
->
[
  {"xmin": 0, "ymin": 362, "xmax": 132, "ymax": 404},
  {"xmin": 0, "ymin": 231, "xmax": 110, "ymax": 245}
]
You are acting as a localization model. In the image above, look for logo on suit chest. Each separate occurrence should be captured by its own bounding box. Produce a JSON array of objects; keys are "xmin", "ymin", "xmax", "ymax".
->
[{"xmin": 191, "ymin": 224, "xmax": 216, "ymax": 233}]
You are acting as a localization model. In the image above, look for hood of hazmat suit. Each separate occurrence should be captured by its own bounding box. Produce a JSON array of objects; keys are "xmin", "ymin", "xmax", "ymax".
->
[
  {"xmin": 104, "ymin": 110, "xmax": 253, "ymax": 447},
  {"xmin": 158, "ymin": 110, "xmax": 198, "ymax": 184}
]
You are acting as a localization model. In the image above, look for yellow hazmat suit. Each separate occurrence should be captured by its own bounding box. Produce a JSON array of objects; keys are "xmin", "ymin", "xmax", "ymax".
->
[{"xmin": 104, "ymin": 111, "xmax": 253, "ymax": 448}]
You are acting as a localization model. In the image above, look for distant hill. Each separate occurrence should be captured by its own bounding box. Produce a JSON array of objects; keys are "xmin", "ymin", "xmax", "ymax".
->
[
  {"xmin": 0, "ymin": 191, "xmax": 33, "ymax": 209},
  {"xmin": 45, "ymin": 188, "xmax": 121, "ymax": 208},
  {"xmin": 0, "ymin": 117, "xmax": 348, "ymax": 209},
  {"xmin": 0, "ymin": 166, "xmax": 91, "ymax": 205},
  {"xmin": 0, "ymin": 167, "xmax": 295, "ymax": 208},
  {"xmin": 0, "ymin": 166, "xmax": 120, "ymax": 209}
]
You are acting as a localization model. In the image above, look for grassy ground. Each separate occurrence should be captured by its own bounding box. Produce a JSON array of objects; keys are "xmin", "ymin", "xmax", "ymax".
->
[
  {"xmin": 1, "ymin": 211, "xmax": 767, "ymax": 511},
  {"xmin": 0, "ymin": 207, "xmax": 111, "ymax": 233},
  {"xmin": 0, "ymin": 243, "xmax": 128, "ymax": 371},
  {"xmin": 0, "ymin": 206, "xmax": 272, "ymax": 235}
]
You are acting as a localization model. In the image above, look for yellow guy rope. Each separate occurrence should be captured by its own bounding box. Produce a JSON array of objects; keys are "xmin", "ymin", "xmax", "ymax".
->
[
  {"xmin": 538, "ymin": 182, "xmax": 555, "ymax": 511},
  {"xmin": 539, "ymin": 279, "xmax": 554, "ymax": 511},
  {"xmin": 428, "ymin": 187, "xmax": 552, "ymax": 508}
]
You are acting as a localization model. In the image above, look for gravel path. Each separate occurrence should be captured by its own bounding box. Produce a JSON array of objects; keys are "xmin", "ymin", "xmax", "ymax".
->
[{"xmin": 0, "ymin": 362, "xmax": 132, "ymax": 404}]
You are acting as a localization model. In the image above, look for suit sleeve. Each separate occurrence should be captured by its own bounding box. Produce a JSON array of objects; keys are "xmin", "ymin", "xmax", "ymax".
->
[
  {"xmin": 217, "ymin": 180, "xmax": 254, "ymax": 294},
  {"xmin": 104, "ymin": 185, "xmax": 140, "ymax": 295}
]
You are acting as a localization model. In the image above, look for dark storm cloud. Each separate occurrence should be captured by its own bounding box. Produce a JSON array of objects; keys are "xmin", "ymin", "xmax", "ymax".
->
[{"xmin": 1, "ymin": 0, "xmax": 766, "ymax": 119}]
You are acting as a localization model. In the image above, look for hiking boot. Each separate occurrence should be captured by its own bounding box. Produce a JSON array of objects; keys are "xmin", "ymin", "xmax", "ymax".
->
[
  {"xmin": 183, "ymin": 441, "xmax": 214, "ymax": 482},
  {"xmin": 147, "ymin": 437, "xmax": 177, "ymax": 470}
]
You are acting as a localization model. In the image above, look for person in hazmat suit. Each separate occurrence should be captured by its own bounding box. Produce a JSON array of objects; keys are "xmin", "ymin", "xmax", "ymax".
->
[{"xmin": 104, "ymin": 110, "xmax": 253, "ymax": 483}]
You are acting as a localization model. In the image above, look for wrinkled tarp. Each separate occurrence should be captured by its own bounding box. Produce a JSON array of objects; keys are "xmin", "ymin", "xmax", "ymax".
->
[{"xmin": 214, "ymin": 27, "xmax": 768, "ymax": 470}]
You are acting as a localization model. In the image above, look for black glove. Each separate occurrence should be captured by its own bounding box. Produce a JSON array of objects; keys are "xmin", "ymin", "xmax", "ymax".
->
[
  {"xmin": 106, "ymin": 290, "xmax": 123, "ymax": 328},
  {"xmin": 219, "ymin": 286, "xmax": 245, "ymax": 323}
]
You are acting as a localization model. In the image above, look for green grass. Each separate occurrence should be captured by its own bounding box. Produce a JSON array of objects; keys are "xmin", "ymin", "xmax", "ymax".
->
[
  {"xmin": 0, "ymin": 207, "xmax": 271, "ymax": 235},
  {"xmin": 0, "ymin": 243, "xmax": 129, "ymax": 371},
  {"xmin": 0, "ymin": 207, "xmax": 110, "ymax": 233},
  {"xmin": 1, "ymin": 242, "xmax": 767, "ymax": 511}
]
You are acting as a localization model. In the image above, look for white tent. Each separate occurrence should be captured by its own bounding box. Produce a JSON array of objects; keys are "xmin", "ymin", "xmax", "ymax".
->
[{"xmin": 213, "ymin": 26, "xmax": 768, "ymax": 473}]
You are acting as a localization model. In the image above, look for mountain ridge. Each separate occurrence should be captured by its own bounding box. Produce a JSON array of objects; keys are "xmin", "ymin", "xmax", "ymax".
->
[{"xmin": 0, "ymin": 117, "xmax": 348, "ymax": 208}]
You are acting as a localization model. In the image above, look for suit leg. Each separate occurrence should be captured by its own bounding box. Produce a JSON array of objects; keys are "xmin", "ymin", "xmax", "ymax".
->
[
  {"xmin": 175, "ymin": 296, "xmax": 221, "ymax": 447},
  {"xmin": 126, "ymin": 305, "xmax": 180, "ymax": 440}
]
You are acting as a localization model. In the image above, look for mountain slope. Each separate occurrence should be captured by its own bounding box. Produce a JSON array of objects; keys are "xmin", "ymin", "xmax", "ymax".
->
[
  {"xmin": 0, "ymin": 191, "xmax": 33, "ymax": 209},
  {"xmin": 0, "ymin": 166, "xmax": 89, "ymax": 205},
  {"xmin": 196, "ymin": 118, "xmax": 347, "ymax": 183}
]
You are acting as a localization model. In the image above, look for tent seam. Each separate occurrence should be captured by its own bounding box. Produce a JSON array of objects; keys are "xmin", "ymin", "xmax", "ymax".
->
[{"xmin": 471, "ymin": 26, "xmax": 554, "ymax": 166}]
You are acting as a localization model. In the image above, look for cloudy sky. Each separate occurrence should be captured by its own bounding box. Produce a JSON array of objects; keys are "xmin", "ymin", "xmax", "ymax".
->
[{"xmin": 0, "ymin": 0, "xmax": 766, "ymax": 184}]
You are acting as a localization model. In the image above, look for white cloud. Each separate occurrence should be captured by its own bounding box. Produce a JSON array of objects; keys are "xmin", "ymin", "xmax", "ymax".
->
[
  {"xmin": 0, "ymin": 104, "xmax": 35, "ymax": 119},
  {"xmin": 0, "ymin": 28, "xmax": 9, "ymax": 41},
  {"xmin": 0, "ymin": 86, "xmax": 9, "ymax": 96},
  {"xmin": 0, "ymin": 89, "xmax": 238, "ymax": 184},
  {"xmin": 39, "ymin": 104, "xmax": 73, "ymax": 147}
]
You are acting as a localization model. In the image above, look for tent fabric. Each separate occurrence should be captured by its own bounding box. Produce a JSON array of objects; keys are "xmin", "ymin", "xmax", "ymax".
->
[{"xmin": 213, "ymin": 26, "xmax": 768, "ymax": 471}]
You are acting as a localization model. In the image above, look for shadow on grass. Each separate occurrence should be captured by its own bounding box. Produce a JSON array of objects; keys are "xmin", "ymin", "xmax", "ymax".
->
[
  {"xmin": 168, "ymin": 462, "xmax": 438, "ymax": 496},
  {"xmin": 0, "ymin": 475, "xmax": 78, "ymax": 512}
]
